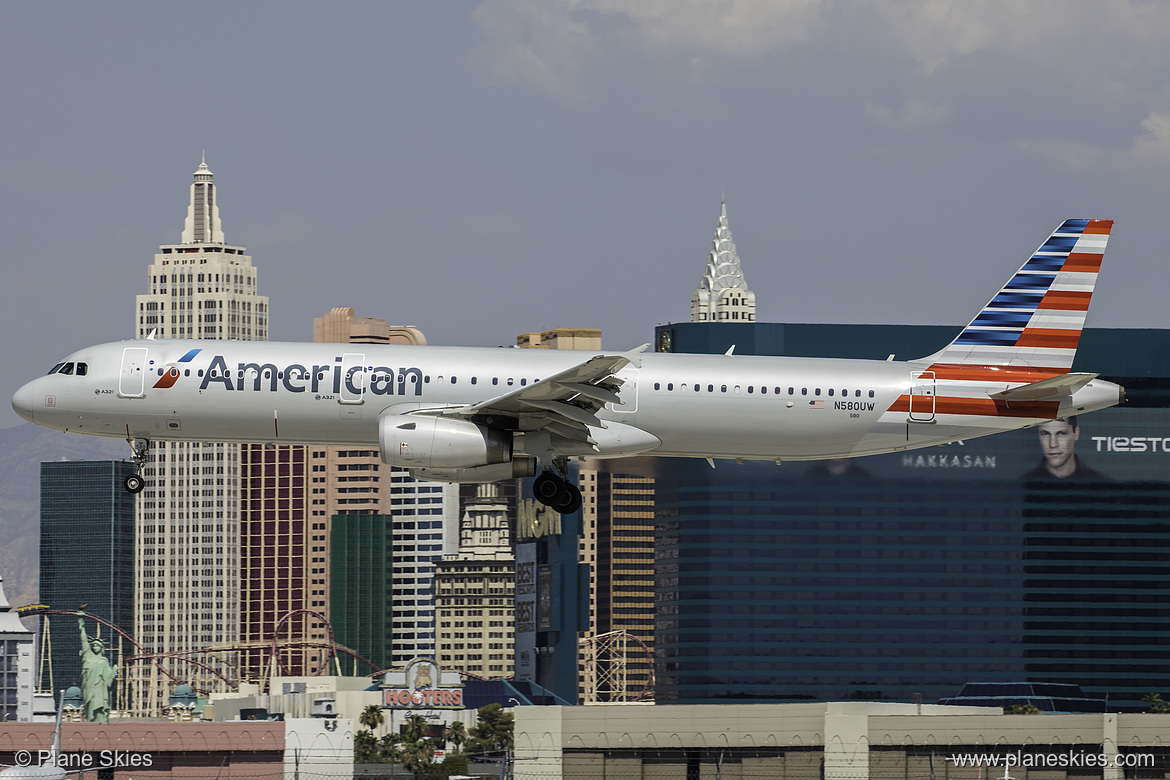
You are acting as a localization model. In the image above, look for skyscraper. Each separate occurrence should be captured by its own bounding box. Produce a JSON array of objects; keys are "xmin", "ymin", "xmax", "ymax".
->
[
  {"xmin": 39, "ymin": 460, "xmax": 136, "ymax": 700},
  {"xmin": 311, "ymin": 308, "xmax": 460, "ymax": 669},
  {"xmin": 690, "ymin": 201, "xmax": 756, "ymax": 323},
  {"xmin": 130, "ymin": 159, "xmax": 268, "ymax": 715},
  {"xmin": 434, "ymin": 483, "xmax": 515, "ymax": 679}
]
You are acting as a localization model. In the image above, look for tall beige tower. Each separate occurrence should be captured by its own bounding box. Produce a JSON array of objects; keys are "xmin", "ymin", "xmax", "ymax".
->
[{"xmin": 130, "ymin": 159, "xmax": 268, "ymax": 715}]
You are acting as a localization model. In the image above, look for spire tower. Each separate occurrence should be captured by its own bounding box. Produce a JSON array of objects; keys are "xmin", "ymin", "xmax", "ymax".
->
[{"xmin": 691, "ymin": 201, "xmax": 756, "ymax": 322}]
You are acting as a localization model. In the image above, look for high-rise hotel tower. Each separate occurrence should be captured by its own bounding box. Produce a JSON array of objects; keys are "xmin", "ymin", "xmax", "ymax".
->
[{"xmin": 130, "ymin": 159, "xmax": 269, "ymax": 715}]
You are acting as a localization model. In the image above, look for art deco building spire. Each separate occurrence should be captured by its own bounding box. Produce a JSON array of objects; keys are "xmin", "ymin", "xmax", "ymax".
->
[
  {"xmin": 180, "ymin": 157, "xmax": 224, "ymax": 244},
  {"xmin": 691, "ymin": 200, "xmax": 756, "ymax": 322}
]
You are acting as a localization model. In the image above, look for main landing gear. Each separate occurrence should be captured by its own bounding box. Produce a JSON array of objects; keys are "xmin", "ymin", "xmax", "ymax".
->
[
  {"xmin": 533, "ymin": 466, "xmax": 582, "ymax": 515},
  {"xmin": 124, "ymin": 437, "xmax": 148, "ymax": 494}
]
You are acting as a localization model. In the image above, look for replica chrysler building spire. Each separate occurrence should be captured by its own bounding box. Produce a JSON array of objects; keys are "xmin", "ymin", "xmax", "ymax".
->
[
  {"xmin": 691, "ymin": 200, "xmax": 756, "ymax": 323},
  {"xmin": 181, "ymin": 156, "xmax": 225, "ymax": 244}
]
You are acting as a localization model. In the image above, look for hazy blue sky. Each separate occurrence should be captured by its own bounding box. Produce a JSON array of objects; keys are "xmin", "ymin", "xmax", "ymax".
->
[{"xmin": 5, "ymin": 1, "xmax": 1170, "ymax": 428}]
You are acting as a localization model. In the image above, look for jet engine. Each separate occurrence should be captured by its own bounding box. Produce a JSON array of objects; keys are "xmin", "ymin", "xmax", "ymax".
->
[{"xmin": 378, "ymin": 414, "xmax": 512, "ymax": 470}]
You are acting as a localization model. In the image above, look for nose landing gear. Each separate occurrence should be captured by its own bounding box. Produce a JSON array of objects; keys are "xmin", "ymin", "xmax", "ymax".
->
[{"xmin": 124, "ymin": 437, "xmax": 149, "ymax": 494}]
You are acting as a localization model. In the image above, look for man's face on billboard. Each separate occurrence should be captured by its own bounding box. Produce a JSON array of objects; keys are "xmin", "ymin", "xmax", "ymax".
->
[{"xmin": 1037, "ymin": 419, "xmax": 1079, "ymax": 473}]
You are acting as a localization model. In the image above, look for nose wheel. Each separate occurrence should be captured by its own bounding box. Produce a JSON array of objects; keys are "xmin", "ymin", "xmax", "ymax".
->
[
  {"xmin": 123, "ymin": 473, "xmax": 146, "ymax": 494},
  {"xmin": 124, "ymin": 437, "xmax": 149, "ymax": 494},
  {"xmin": 533, "ymin": 470, "xmax": 582, "ymax": 515}
]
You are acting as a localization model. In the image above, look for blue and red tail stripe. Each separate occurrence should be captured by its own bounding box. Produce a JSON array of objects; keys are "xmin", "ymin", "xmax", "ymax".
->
[{"xmin": 923, "ymin": 219, "xmax": 1111, "ymax": 372}]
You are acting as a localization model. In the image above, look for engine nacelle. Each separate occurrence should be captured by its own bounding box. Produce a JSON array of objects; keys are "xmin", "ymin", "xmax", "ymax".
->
[
  {"xmin": 408, "ymin": 456, "xmax": 538, "ymax": 484},
  {"xmin": 379, "ymin": 414, "xmax": 512, "ymax": 469}
]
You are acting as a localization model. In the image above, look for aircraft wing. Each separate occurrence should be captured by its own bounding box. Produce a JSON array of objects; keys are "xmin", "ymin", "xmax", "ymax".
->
[{"xmin": 426, "ymin": 345, "xmax": 649, "ymax": 449}]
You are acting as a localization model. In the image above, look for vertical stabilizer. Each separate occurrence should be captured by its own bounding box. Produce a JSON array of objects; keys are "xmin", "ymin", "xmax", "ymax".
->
[{"xmin": 922, "ymin": 219, "xmax": 1112, "ymax": 372}]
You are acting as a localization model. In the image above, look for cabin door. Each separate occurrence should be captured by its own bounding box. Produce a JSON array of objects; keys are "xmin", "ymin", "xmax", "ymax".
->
[
  {"xmin": 909, "ymin": 371, "xmax": 936, "ymax": 422},
  {"xmin": 118, "ymin": 347, "xmax": 149, "ymax": 398}
]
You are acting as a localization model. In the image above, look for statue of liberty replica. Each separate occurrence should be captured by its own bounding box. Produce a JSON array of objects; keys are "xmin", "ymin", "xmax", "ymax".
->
[{"xmin": 77, "ymin": 611, "xmax": 117, "ymax": 722}]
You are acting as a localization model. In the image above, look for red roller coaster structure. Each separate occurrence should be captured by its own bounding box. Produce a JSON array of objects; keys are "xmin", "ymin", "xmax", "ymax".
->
[{"xmin": 20, "ymin": 606, "xmax": 381, "ymax": 700}]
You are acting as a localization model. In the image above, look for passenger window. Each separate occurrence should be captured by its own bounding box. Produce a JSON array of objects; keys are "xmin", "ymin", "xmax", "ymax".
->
[
  {"xmin": 815, "ymin": 388, "xmax": 821, "ymax": 396},
  {"xmin": 667, "ymin": 383, "xmax": 674, "ymax": 391},
  {"xmin": 492, "ymin": 377, "xmax": 499, "ymax": 385},
  {"xmin": 828, "ymin": 388, "xmax": 834, "ymax": 396}
]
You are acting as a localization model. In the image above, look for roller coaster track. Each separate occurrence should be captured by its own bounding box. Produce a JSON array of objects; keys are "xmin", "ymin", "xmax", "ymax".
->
[{"xmin": 19, "ymin": 606, "xmax": 381, "ymax": 698}]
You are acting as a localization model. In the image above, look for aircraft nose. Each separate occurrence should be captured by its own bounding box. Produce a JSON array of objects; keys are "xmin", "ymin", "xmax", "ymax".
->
[{"xmin": 11, "ymin": 382, "xmax": 35, "ymax": 424}]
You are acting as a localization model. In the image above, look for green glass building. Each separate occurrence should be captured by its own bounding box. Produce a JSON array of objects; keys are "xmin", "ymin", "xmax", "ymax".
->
[{"xmin": 330, "ymin": 513, "xmax": 393, "ymax": 673}]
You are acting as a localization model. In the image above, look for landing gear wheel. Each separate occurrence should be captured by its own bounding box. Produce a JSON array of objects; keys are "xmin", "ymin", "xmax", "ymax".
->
[
  {"xmin": 533, "ymin": 471, "xmax": 582, "ymax": 515},
  {"xmin": 125, "ymin": 437, "xmax": 150, "ymax": 494},
  {"xmin": 124, "ymin": 473, "xmax": 145, "ymax": 494},
  {"xmin": 554, "ymin": 482, "xmax": 582, "ymax": 515},
  {"xmin": 533, "ymin": 472, "xmax": 563, "ymax": 504}
]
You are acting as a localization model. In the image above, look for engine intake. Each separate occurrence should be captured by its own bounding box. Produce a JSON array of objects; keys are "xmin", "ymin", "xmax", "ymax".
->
[{"xmin": 379, "ymin": 414, "xmax": 512, "ymax": 469}]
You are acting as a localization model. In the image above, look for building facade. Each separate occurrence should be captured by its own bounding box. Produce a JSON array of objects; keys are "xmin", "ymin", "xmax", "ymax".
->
[
  {"xmin": 39, "ymin": 460, "xmax": 136, "ymax": 700},
  {"xmin": 649, "ymin": 322, "xmax": 1170, "ymax": 711},
  {"xmin": 0, "ymin": 575, "xmax": 35, "ymax": 721},
  {"xmin": 690, "ymin": 201, "xmax": 756, "ymax": 323},
  {"xmin": 311, "ymin": 309, "xmax": 460, "ymax": 669},
  {"xmin": 580, "ymin": 471, "xmax": 655, "ymax": 703},
  {"xmin": 131, "ymin": 159, "xmax": 268, "ymax": 715},
  {"xmin": 434, "ymin": 483, "xmax": 515, "ymax": 679}
]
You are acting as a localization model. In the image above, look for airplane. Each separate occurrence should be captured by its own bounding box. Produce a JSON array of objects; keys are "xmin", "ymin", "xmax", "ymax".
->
[{"xmin": 12, "ymin": 219, "xmax": 1124, "ymax": 514}]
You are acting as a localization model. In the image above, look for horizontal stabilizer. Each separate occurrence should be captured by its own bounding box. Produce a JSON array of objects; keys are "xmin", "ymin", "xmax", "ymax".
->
[{"xmin": 990, "ymin": 372, "xmax": 1098, "ymax": 401}]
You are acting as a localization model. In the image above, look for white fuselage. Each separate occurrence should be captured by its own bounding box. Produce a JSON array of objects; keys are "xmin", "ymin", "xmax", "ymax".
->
[{"xmin": 12, "ymin": 339, "xmax": 1124, "ymax": 464}]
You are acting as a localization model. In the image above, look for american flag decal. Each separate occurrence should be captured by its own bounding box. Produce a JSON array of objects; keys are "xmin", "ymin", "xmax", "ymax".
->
[{"xmin": 808, "ymin": 400, "xmax": 824, "ymax": 410}]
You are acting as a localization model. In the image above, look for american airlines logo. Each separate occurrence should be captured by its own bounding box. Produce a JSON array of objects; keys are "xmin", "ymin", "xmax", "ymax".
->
[
  {"xmin": 196, "ymin": 355, "xmax": 425, "ymax": 396},
  {"xmin": 152, "ymin": 348, "xmax": 202, "ymax": 389}
]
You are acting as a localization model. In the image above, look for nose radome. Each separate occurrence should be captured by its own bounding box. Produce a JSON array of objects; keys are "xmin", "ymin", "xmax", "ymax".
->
[{"xmin": 11, "ymin": 382, "xmax": 35, "ymax": 424}]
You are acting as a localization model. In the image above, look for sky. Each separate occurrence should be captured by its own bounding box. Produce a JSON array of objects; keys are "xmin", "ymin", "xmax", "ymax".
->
[{"xmin": 4, "ymin": 1, "xmax": 1170, "ymax": 428}]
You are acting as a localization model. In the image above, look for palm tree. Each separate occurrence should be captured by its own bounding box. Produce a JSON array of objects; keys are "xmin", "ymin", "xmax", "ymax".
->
[
  {"xmin": 359, "ymin": 704, "xmax": 385, "ymax": 734},
  {"xmin": 379, "ymin": 732, "xmax": 404, "ymax": 764},
  {"xmin": 400, "ymin": 736, "xmax": 435, "ymax": 778},
  {"xmin": 354, "ymin": 729, "xmax": 379, "ymax": 763},
  {"xmin": 446, "ymin": 720, "xmax": 468, "ymax": 752},
  {"xmin": 403, "ymin": 713, "xmax": 429, "ymax": 742}
]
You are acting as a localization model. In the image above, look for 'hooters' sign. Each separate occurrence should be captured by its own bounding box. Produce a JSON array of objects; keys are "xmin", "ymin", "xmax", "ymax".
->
[{"xmin": 380, "ymin": 658, "xmax": 464, "ymax": 709}]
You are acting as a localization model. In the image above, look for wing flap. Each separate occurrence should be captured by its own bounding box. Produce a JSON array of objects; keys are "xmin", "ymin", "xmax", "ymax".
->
[{"xmin": 430, "ymin": 346, "xmax": 647, "ymax": 447}]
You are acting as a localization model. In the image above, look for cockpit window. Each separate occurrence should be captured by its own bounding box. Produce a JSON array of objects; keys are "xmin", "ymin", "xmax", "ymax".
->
[{"xmin": 47, "ymin": 362, "xmax": 85, "ymax": 376}]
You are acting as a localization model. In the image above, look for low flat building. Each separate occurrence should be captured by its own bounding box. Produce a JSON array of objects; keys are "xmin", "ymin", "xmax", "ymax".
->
[
  {"xmin": 0, "ymin": 719, "xmax": 349, "ymax": 778},
  {"xmin": 515, "ymin": 702, "xmax": 1170, "ymax": 779}
]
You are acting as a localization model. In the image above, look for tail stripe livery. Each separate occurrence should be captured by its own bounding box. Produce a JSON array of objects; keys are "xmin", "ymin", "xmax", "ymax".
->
[{"xmin": 924, "ymin": 219, "xmax": 1112, "ymax": 373}]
